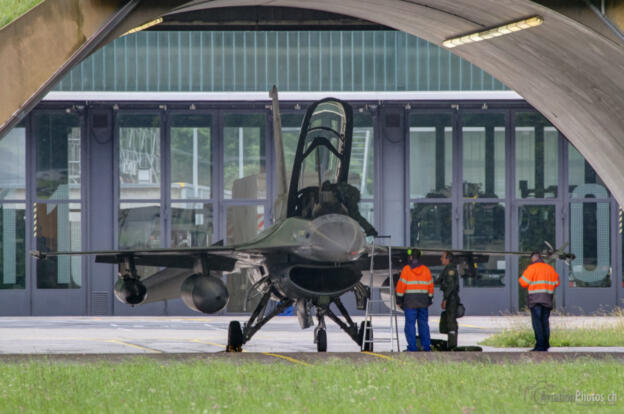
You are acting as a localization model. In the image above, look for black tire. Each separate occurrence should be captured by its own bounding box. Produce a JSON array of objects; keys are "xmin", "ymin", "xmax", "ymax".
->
[
  {"xmin": 316, "ymin": 328, "xmax": 327, "ymax": 352},
  {"xmin": 226, "ymin": 320, "xmax": 243, "ymax": 352},
  {"xmin": 359, "ymin": 321, "xmax": 373, "ymax": 352}
]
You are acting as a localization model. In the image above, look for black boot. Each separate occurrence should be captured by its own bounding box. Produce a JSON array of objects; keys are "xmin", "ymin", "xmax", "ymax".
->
[{"xmin": 447, "ymin": 331, "xmax": 457, "ymax": 350}]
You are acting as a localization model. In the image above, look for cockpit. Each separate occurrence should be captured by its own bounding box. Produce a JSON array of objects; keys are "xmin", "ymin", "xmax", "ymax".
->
[
  {"xmin": 286, "ymin": 99, "xmax": 377, "ymax": 236},
  {"xmin": 297, "ymin": 100, "xmax": 349, "ymax": 191}
]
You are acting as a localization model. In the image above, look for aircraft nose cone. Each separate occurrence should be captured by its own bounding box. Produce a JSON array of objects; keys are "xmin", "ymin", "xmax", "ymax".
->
[{"xmin": 309, "ymin": 214, "xmax": 366, "ymax": 262}]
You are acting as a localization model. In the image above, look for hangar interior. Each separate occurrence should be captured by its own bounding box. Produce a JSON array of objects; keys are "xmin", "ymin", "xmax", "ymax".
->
[{"xmin": 0, "ymin": 21, "xmax": 622, "ymax": 316}]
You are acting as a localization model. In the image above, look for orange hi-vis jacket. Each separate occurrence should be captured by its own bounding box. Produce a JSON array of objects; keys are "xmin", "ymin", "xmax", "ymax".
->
[
  {"xmin": 396, "ymin": 264, "xmax": 434, "ymax": 309},
  {"xmin": 518, "ymin": 261, "xmax": 560, "ymax": 309}
]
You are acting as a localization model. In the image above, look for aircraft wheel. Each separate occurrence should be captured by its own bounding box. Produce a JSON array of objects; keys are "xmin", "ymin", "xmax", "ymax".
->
[
  {"xmin": 316, "ymin": 328, "xmax": 327, "ymax": 352},
  {"xmin": 226, "ymin": 321, "xmax": 243, "ymax": 352},
  {"xmin": 359, "ymin": 321, "xmax": 373, "ymax": 352}
]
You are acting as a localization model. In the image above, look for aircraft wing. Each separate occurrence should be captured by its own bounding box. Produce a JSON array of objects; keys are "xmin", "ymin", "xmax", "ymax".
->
[
  {"xmin": 29, "ymin": 214, "xmax": 329, "ymax": 271},
  {"xmin": 30, "ymin": 238, "xmax": 308, "ymax": 270},
  {"xmin": 363, "ymin": 242, "xmax": 575, "ymax": 277}
]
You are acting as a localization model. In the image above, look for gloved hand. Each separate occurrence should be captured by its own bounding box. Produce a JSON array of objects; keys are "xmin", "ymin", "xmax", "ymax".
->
[{"xmin": 428, "ymin": 296, "xmax": 433, "ymax": 306}]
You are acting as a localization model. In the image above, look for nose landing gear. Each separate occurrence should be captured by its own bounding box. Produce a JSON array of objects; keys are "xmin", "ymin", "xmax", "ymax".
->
[{"xmin": 314, "ymin": 309, "xmax": 328, "ymax": 352}]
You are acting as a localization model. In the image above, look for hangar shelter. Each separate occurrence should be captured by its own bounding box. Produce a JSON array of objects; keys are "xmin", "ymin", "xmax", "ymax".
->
[{"xmin": 0, "ymin": 26, "xmax": 622, "ymax": 316}]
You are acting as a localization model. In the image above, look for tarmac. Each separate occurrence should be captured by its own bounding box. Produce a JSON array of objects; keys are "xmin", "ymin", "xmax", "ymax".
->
[{"xmin": 0, "ymin": 315, "xmax": 621, "ymax": 357}]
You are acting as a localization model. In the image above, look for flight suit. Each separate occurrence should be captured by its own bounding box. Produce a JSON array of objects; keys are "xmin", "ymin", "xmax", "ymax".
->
[{"xmin": 439, "ymin": 263, "xmax": 460, "ymax": 350}]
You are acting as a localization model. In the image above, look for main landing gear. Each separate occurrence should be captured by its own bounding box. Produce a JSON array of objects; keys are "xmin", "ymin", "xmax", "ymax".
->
[
  {"xmin": 313, "ymin": 296, "xmax": 369, "ymax": 352},
  {"xmin": 226, "ymin": 289, "xmax": 293, "ymax": 352},
  {"xmin": 226, "ymin": 292, "xmax": 372, "ymax": 353}
]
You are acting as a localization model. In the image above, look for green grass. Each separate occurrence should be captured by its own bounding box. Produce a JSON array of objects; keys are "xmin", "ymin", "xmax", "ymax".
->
[
  {"xmin": 0, "ymin": 0, "xmax": 43, "ymax": 29},
  {"xmin": 480, "ymin": 319, "xmax": 624, "ymax": 348},
  {"xmin": 0, "ymin": 358, "xmax": 622, "ymax": 413}
]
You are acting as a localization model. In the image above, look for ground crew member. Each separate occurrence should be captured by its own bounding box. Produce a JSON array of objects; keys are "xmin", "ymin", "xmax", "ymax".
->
[
  {"xmin": 396, "ymin": 249, "xmax": 434, "ymax": 352},
  {"xmin": 518, "ymin": 251, "xmax": 560, "ymax": 351},
  {"xmin": 439, "ymin": 251, "xmax": 460, "ymax": 350}
]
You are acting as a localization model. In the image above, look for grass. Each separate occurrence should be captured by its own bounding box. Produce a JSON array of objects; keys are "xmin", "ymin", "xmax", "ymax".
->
[
  {"xmin": 480, "ymin": 313, "xmax": 624, "ymax": 348},
  {"xmin": 0, "ymin": 358, "xmax": 622, "ymax": 413},
  {"xmin": 0, "ymin": 0, "xmax": 43, "ymax": 29},
  {"xmin": 481, "ymin": 325, "xmax": 624, "ymax": 348}
]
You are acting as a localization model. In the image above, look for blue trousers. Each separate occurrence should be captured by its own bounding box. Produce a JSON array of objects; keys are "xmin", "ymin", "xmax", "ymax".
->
[
  {"xmin": 530, "ymin": 304, "xmax": 551, "ymax": 351},
  {"xmin": 404, "ymin": 307, "xmax": 431, "ymax": 351}
]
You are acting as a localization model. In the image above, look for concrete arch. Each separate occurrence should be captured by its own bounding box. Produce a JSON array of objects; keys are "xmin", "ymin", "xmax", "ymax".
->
[{"xmin": 2, "ymin": 0, "xmax": 624, "ymax": 205}]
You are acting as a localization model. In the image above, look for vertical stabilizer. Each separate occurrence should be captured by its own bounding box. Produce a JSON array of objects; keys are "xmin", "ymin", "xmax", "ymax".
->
[{"xmin": 270, "ymin": 86, "xmax": 288, "ymax": 222}]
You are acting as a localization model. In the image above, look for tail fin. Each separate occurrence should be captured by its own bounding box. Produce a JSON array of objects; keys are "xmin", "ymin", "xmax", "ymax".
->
[{"xmin": 270, "ymin": 86, "xmax": 288, "ymax": 222}]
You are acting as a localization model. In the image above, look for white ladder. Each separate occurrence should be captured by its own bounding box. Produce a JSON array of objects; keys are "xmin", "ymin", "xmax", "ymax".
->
[{"xmin": 361, "ymin": 235, "xmax": 401, "ymax": 352}]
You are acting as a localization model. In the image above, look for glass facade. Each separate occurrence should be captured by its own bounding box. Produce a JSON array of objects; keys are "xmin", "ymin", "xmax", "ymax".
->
[
  {"xmin": 462, "ymin": 113, "xmax": 506, "ymax": 199},
  {"xmin": 54, "ymin": 31, "xmax": 506, "ymax": 93},
  {"xmin": 223, "ymin": 114, "xmax": 267, "ymax": 200},
  {"xmin": 33, "ymin": 112, "xmax": 82, "ymax": 289},
  {"xmin": 35, "ymin": 203, "xmax": 82, "ymax": 289},
  {"xmin": 5, "ymin": 101, "xmax": 621, "ymax": 312},
  {"xmin": 409, "ymin": 113, "xmax": 453, "ymax": 199},
  {"xmin": 0, "ymin": 204, "xmax": 26, "ymax": 289},
  {"xmin": 171, "ymin": 202, "xmax": 213, "ymax": 248},
  {"xmin": 0, "ymin": 123, "xmax": 26, "ymax": 290},
  {"xmin": 170, "ymin": 114, "xmax": 212, "ymax": 200},
  {"xmin": 118, "ymin": 114, "xmax": 161, "ymax": 201},
  {"xmin": 517, "ymin": 205, "xmax": 557, "ymax": 309},
  {"xmin": 0, "ymin": 126, "xmax": 26, "ymax": 201},
  {"xmin": 515, "ymin": 113, "xmax": 558, "ymax": 199}
]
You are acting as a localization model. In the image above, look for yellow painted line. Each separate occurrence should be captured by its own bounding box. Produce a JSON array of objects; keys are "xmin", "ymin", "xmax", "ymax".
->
[
  {"xmin": 361, "ymin": 351, "xmax": 394, "ymax": 361},
  {"xmin": 459, "ymin": 323, "xmax": 488, "ymax": 329},
  {"xmin": 106, "ymin": 339, "xmax": 162, "ymax": 353},
  {"xmin": 262, "ymin": 353, "xmax": 312, "ymax": 367}
]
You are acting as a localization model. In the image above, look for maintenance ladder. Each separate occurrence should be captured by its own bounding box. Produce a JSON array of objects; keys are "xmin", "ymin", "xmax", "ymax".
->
[{"xmin": 361, "ymin": 235, "xmax": 401, "ymax": 352}]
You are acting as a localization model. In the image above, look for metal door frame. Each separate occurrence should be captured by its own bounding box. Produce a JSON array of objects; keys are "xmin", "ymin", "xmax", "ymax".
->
[
  {"xmin": 0, "ymin": 120, "xmax": 30, "ymax": 315},
  {"xmin": 455, "ymin": 106, "xmax": 511, "ymax": 315},
  {"xmin": 29, "ymin": 108, "xmax": 87, "ymax": 316},
  {"xmin": 561, "ymin": 138, "xmax": 618, "ymax": 313}
]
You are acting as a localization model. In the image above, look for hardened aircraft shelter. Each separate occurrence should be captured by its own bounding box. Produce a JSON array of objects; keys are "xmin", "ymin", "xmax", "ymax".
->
[{"xmin": 0, "ymin": 1, "xmax": 623, "ymax": 316}]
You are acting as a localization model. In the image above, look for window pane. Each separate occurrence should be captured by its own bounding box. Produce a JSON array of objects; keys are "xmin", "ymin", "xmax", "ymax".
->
[
  {"xmin": 225, "ymin": 204, "xmax": 265, "ymax": 312},
  {"xmin": 226, "ymin": 204, "xmax": 264, "ymax": 245},
  {"xmin": 119, "ymin": 203, "xmax": 160, "ymax": 249},
  {"xmin": 409, "ymin": 113, "xmax": 452, "ymax": 198},
  {"xmin": 568, "ymin": 144, "xmax": 609, "ymax": 199},
  {"xmin": 35, "ymin": 203, "xmax": 81, "ymax": 289},
  {"xmin": 569, "ymin": 202, "xmax": 611, "ymax": 287},
  {"xmin": 462, "ymin": 113, "xmax": 505, "ymax": 198},
  {"xmin": 410, "ymin": 203, "xmax": 452, "ymax": 248},
  {"xmin": 34, "ymin": 113, "xmax": 81, "ymax": 200},
  {"xmin": 170, "ymin": 114, "xmax": 212, "ymax": 200},
  {"xmin": 171, "ymin": 203, "xmax": 213, "ymax": 247},
  {"xmin": 119, "ymin": 114, "xmax": 161, "ymax": 200},
  {"xmin": 515, "ymin": 113, "xmax": 558, "ymax": 198},
  {"xmin": 0, "ymin": 204, "xmax": 26, "ymax": 289},
  {"xmin": 349, "ymin": 113, "xmax": 375, "ymax": 198},
  {"xmin": 223, "ymin": 114, "xmax": 266, "ymax": 200},
  {"xmin": 359, "ymin": 201, "xmax": 374, "ymax": 228},
  {"xmin": 463, "ymin": 202, "xmax": 505, "ymax": 287},
  {"xmin": 0, "ymin": 126, "xmax": 26, "ymax": 201},
  {"xmin": 281, "ymin": 113, "xmax": 305, "ymax": 189},
  {"xmin": 517, "ymin": 205, "xmax": 556, "ymax": 308}
]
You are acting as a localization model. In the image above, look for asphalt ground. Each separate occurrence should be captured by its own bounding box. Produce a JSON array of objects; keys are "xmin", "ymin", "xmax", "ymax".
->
[{"xmin": 0, "ymin": 315, "xmax": 621, "ymax": 359}]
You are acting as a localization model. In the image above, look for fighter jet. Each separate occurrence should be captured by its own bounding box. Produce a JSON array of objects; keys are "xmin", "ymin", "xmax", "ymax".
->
[{"xmin": 32, "ymin": 89, "xmax": 574, "ymax": 352}]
